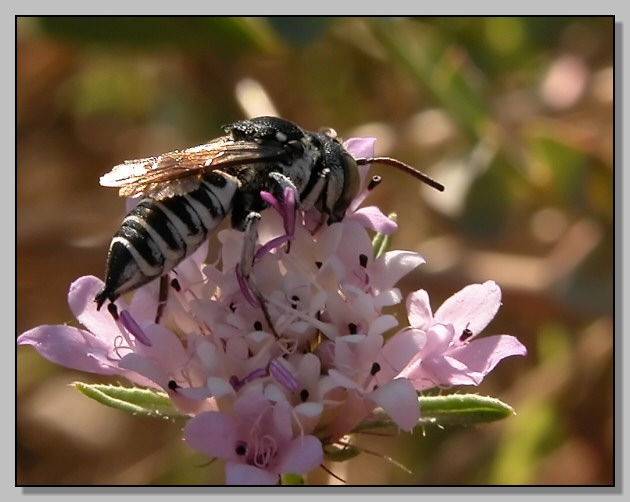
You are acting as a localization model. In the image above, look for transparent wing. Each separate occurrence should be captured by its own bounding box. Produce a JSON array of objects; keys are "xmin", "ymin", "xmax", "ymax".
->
[{"xmin": 99, "ymin": 137, "xmax": 287, "ymax": 199}]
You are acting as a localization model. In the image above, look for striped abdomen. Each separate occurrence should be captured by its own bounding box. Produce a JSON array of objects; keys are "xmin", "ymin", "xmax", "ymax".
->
[{"xmin": 95, "ymin": 173, "xmax": 237, "ymax": 309}]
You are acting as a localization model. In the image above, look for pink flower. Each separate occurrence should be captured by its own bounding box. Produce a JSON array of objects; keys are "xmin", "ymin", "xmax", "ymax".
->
[
  {"xmin": 184, "ymin": 393, "xmax": 323, "ymax": 485},
  {"xmin": 18, "ymin": 134, "xmax": 527, "ymax": 485},
  {"xmin": 17, "ymin": 275, "xmax": 151, "ymax": 383},
  {"xmin": 390, "ymin": 281, "xmax": 527, "ymax": 390},
  {"xmin": 17, "ymin": 275, "xmax": 213, "ymax": 414},
  {"xmin": 324, "ymin": 331, "xmax": 421, "ymax": 435}
]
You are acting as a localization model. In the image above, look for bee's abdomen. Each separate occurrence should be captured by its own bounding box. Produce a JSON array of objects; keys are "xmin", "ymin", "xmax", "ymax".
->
[{"xmin": 95, "ymin": 177, "xmax": 235, "ymax": 309}]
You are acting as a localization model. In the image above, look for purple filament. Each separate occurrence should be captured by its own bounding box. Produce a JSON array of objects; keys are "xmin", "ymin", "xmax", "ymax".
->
[
  {"xmin": 268, "ymin": 359, "xmax": 299, "ymax": 393},
  {"xmin": 119, "ymin": 310, "xmax": 152, "ymax": 347}
]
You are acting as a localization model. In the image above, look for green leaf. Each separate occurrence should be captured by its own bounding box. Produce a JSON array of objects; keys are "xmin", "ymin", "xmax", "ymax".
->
[
  {"xmin": 73, "ymin": 382, "xmax": 183, "ymax": 420},
  {"xmin": 418, "ymin": 394, "xmax": 515, "ymax": 426},
  {"xmin": 353, "ymin": 393, "xmax": 515, "ymax": 432},
  {"xmin": 280, "ymin": 473, "xmax": 306, "ymax": 485}
]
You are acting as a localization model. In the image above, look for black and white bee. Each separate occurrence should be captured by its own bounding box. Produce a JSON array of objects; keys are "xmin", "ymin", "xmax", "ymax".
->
[{"xmin": 94, "ymin": 116, "xmax": 443, "ymax": 313}]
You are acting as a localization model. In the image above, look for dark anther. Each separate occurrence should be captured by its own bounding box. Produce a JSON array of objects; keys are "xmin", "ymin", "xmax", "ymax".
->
[
  {"xmin": 367, "ymin": 175, "xmax": 382, "ymax": 191},
  {"xmin": 235, "ymin": 441, "xmax": 247, "ymax": 456},
  {"xmin": 359, "ymin": 254, "xmax": 368, "ymax": 268},
  {"xmin": 170, "ymin": 278, "xmax": 181, "ymax": 292},
  {"xmin": 229, "ymin": 375, "xmax": 241, "ymax": 389},
  {"xmin": 315, "ymin": 261, "xmax": 322, "ymax": 269},
  {"xmin": 168, "ymin": 380, "xmax": 179, "ymax": 390},
  {"xmin": 229, "ymin": 302, "xmax": 236, "ymax": 312},
  {"xmin": 300, "ymin": 389, "xmax": 309, "ymax": 402},
  {"xmin": 348, "ymin": 323, "xmax": 358, "ymax": 334},
  {"xmin": 107, "ymin": 303, "xmax": 119, "ymax": 320},
  {"xmin": 460, "ymin": 327, "xmax": 473, "ymax": 342},
  {"xmin": 254, "ymin": 321, "xmax": 263, "ymax": 331},
  {"xmin": 370, "ymin": 362, "xmax": 381, "ymax": 376},
  {"xmin": 291, "ymin": 295, "xmax": 300, "ymax": 309}
]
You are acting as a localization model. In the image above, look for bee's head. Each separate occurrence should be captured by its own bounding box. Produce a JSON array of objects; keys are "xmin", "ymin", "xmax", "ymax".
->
[{"xmin": 306, "ymin": 129, "xmax": 361, "ymax": 224}]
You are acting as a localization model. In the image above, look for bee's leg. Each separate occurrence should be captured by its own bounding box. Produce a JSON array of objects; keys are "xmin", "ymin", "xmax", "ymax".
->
[
  {"xmin": 299, "ymin": 167, "xmax": 331, "ymax": 212},
  {"xmin": 235, "ymin": 211, "xmax": 279, "ymax": 338},
  {"xmin": 298, "ymin": 167, "xmax": 332, "ymax": 231},
  {"xmin": 239, "ymin": 211, "xmax": 261, "ymax": 291},
  {"xmin": 155, "ymin": 274, "xmax": 170, "ymax": 324}
]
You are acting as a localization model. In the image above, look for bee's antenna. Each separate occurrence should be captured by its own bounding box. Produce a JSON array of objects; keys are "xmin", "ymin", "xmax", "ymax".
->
[{"xmin": 356, "ymin": 157, "xmax": 445, "ymax": 192}]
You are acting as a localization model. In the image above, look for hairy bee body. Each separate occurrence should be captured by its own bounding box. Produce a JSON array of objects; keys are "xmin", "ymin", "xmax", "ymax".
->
[
  {"xmin": 95, "ymin": 116, "xmax": 444, "ymax": 311},
  {"xmin": 94, "ymin": 172, "xmax": 236, "ymax": 308},
  {"xmin": 95, "ymin": 116, "xmax": 359, "ymax": 309}
]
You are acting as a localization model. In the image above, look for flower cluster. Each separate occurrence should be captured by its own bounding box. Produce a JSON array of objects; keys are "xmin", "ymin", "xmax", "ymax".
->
[{"xmin": 18, "ymin": 137, "xmax": 526, "ymax": 485}]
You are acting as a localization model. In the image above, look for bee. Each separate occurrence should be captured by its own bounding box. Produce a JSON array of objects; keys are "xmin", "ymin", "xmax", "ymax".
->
[{"xmin": 94, "ymin": 116, "xmax": 444, "ymax": 314}]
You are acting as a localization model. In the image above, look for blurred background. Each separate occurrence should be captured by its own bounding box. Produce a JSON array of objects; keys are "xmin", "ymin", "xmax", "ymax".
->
[{"xmin": 16, "ymin": 16, "xmax": 614, "ymax": 486}]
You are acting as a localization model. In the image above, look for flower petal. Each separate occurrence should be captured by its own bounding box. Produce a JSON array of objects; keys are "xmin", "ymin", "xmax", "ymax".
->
[
  {"xmin": 405, "ymin": 289, "xmax": 433, "ymax": 329},
  {"xmin": 328, "ymin": 369, "xmax": 361, "ymax": 391},
  {"xmin": 421, "ymin": 323, "xmax": 455, "ymax": 356},
  {"xmin": 68, "ymin": 276, "xmax": 120, "ymax": 341},
  {"xmin": 350, "ymin": 206, "xmax": 398, "ymax": 234},
  {"xmin": 343, "ymin": 137, "xmax": 376, "ymax": 189},
  {"xmin": 376, "ymin": 328, "xmax": 426, "ymax": 382},
  {"xmin": 118, "ymin": 353, "xmax": 166, "ymax": 387},
  {"xmin": 344, "ymin": 137, "xmax": 376, "ymax": 161},
  {"xmin": 184, "ymin": 411, "xmax": 236, "ymax": 459},
  {"xmin": 448, "ymin": 335, "xmax": 527, "ymax": 376},
  {"xmin": 276, "ymin": 435, "xmax": 324, "ymax": 475},
  {"xmin": 406, "ymin": 334, "xmax": 527, "ymax": 390},
  {"xmin": 369, "ymin": 378, "xmax": 420, "ymax": 431},
  {"xmin": 404, "ymin": 354, "xmax": 476, "ymax": 390},
  {"xmin": 225, "ymin": 462, "xmax": 278, "ymax": 485},
  {"xmin": 434, "ymin": 281, "xmax": 501, "ymax": 337},
  {"xmin": 335, "ymin": 220, "xmax": 374, "ymax": 270},
  {"xmin": 367, "ymin": 315, "xmax": 398, "ymax": 338},
  {"xmin": 17, "ymin": 325, "xmax": 120, "ymax": 375},
  {"xmin": 371, "ymin": 251, "xmax": 426, "ymax": 293}
]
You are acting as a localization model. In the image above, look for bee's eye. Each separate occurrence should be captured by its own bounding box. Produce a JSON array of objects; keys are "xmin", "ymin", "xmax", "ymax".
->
[{"xmin": 328, "ymin": 152, "xmax": 360, "ymax": 223}]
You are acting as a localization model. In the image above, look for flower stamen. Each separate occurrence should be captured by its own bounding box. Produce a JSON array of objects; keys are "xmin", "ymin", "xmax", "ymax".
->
[
  {"xmin": 268, "ymin": 358, "xmax": 300, "ymax": 393},
  {"xmin": 235, "ymin": 264, "xmax": 260, "ymax": 308},
  {"xmin": 459, "ymin": 323, "xmax": 473, "ymax": 342},
  {"xmin": 235, "ymin": 440, "xmax": 248, "ymax": 456},
  {"xmin": 119, "ymin": 310, "xmax": 152, "ymax": 347}
]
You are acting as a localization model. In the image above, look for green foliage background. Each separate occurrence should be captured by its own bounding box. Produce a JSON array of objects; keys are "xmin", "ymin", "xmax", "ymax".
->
[{"xmin": 17, "ymin": 16, "xmax": 614, "ymax": 486}]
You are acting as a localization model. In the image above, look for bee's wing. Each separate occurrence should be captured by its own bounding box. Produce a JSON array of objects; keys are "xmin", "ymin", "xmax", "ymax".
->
[{"xmin": 100, "ymin": 138, "xmax": 287, "ymax": 199}]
